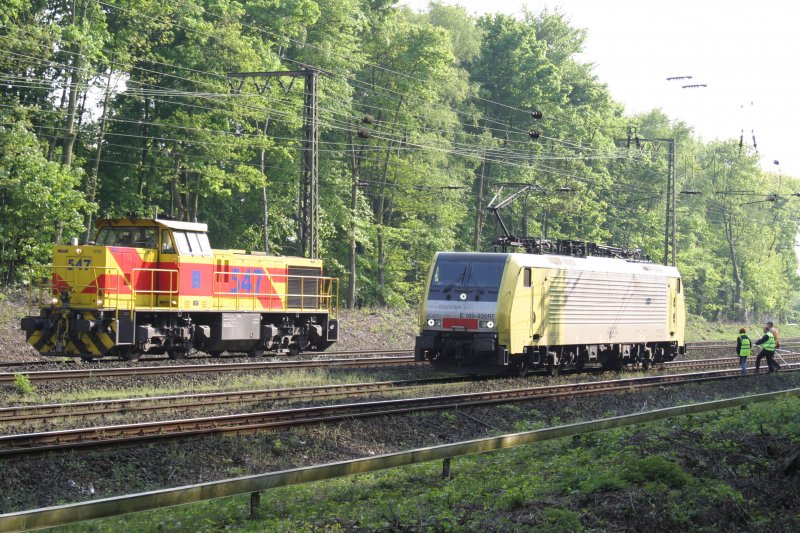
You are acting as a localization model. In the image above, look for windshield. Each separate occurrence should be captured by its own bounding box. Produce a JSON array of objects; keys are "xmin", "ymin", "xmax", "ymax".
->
[
  {"xmin": 431, "ymin": 253, "xmax": 507, "ymax": 290},
  {"xmin": 95, "ymin": 226, "xmax": 157, "ymax": 248}
]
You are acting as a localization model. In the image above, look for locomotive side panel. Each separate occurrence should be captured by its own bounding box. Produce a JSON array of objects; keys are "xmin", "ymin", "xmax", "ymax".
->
[{"xmin": 541, "ymin": 269, "xmax": 671, "ymax": 346}]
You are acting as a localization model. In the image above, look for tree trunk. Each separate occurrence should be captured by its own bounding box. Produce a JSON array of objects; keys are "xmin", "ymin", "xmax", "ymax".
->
[
  {"xmin": 375, "ymin": 99, "xmax": 403, "ymax": 304},
  {"xmin": 85, "ymin": 67, "xmax": 114, "ymax": 243},
  {"xmin": 724, "ymin": 212, "xmax": 744, "ymax": 319},
  {"xmin": 346, "ymin": 131, "xmax": 360, "ymax": 309},
  {"xmin": 48, "ymin": 77, "xmax": 69, "ymax": 162},
  {"xmin": 259, "ymin": 117, "xmax": 271, "ymax": 254},
  {"xmin": 60, "ymin": 0, "xmax": 86, "ymax": 168},
  {"xmin": 473, "ymin": 158, "xmax": 488, "ymax": 251}
]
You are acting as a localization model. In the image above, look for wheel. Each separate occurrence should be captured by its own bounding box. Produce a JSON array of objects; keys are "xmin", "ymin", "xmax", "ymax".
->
[
  {"xmin": 168, "ymin": 345, "xmax": 188, "ymax": 360},
  {"xmin": 248, "ymin": 347, "xmax": 264, "ymax": 358},
  {"xmin": 509, "ymin": 359, "xmax": 529, "ymax": 377},
  {"xmin": 547, "ymin": 354, "xmax": 560, "ymax": 377},
  {"xmin": 113, "ymin": 347, "xmax": 141, "ymax": 362},
  {"xmin": 311, "ymin": 340, "xmax": 334, "ymax": 351},
  {"xmin": 287, "ymin": 345, "xmax": 301, "ymax": 356},
  {"xmin": 601, "ymin": 356, "xmax": 622, "ymax": 372}
]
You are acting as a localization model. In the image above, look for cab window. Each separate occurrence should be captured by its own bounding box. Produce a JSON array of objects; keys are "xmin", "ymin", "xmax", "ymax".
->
[
  {"xmin": 95, "ymin": 226, "xmax": 157, "ymax": 248},
  {"xmin": 173, "ymin": 231, "xmax": 212, "ymax": 256},
  {"xmin": 161, "ymin": 231, "xmax": 176, "ymax": 254}
]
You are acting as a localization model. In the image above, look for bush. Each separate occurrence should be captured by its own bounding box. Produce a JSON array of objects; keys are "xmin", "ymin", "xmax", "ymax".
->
[{"xmin": 13, "ymin": 373, "xmax": 35, "ymax": 395}]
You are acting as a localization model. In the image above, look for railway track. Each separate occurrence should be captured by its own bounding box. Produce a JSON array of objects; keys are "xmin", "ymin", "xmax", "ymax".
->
[
  {"xmin": 0, "ymin": 349, "xmax": 414, "ymax": 369},
  {"xmin": 0, "ymin": 354, "xmax": 418, "ymax": 383},
  {"xmin": 3, "ymin": 355, "xmax": 798, "ymax": 427},
  {"xmin": 0, "ymin": 375, "xmax": 479, "ymax": 424},
  {"xmin": 685, "ymin": 338, "xmax": 800, "ymax": 351},
  {"xmin": 1, "ymin": 365, "xmax": 796, "ymax": 458},
  {"xmin": 3, "ymin": 338, "xmax": 798, "ymax": 370},
  {"xmin": 2, "ymin": 349, "xmax": 798, "ymax": 385}
]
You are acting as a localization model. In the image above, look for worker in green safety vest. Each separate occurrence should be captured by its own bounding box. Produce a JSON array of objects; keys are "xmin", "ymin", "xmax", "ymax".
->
[
  {"xmin": 755, "ymin": 325, "xmax": 781, "ymax": 373},
  {"xmin": 736, "ymin": 328, "xmax": 751, "ymax": 376}
]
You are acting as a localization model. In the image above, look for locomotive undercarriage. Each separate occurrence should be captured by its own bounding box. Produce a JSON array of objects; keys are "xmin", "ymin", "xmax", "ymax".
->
[
  {"xmin": 136, "ymin": 311, "xmax": 337, "ymax": 360},
  {"xmin": 415, "ymin": 331, "xmax": 681, "ymax": 375},
  {"xmin": 22, "ymin": 307, "xmax": 337, "ymax": 361},
  {"xmin": 524, "ymin": 342, "xmax": 680, "ymax": 376}
]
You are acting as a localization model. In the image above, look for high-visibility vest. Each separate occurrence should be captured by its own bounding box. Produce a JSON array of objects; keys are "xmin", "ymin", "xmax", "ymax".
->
[
  {"xmin": 762, "ymin": 331, "xmax": 776, "ymax": 351},
  {"xmin": 738, "ymin": 335, "xmax": 751, "ymax": 357}
]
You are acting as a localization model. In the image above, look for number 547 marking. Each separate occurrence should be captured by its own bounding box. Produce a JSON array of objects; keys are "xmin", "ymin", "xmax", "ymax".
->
[{"xmin": 67, "ymin": 258, "xmax": 92, "ymax": 270}]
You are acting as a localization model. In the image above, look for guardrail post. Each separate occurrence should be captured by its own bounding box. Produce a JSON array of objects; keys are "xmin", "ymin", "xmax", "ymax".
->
[
  {"xmin": 249, "ymin": 491, "xmax": 261, "ymax": 519},
  {"xmin": 442, "ymin": 457, "xmax": 451, "ymax": 479}
]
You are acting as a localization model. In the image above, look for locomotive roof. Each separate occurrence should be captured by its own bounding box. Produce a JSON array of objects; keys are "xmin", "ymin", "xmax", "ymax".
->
[
  {"xmin": 96, "ymin": 218, "xmax": 208, "ymax": 233},
  {"xmin": 435, "ymin": 251, "xmax": 681, "ymax": 277}
]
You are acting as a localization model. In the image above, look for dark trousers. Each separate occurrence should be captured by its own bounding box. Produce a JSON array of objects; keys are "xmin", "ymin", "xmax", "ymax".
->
[{"xmin": 755, "ymin": 350, "xmax": 780, "ymax": 372}]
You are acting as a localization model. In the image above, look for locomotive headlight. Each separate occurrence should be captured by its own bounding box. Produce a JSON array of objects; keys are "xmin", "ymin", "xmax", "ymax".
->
[
  {"xmin": 96, "ymin": 299, "xmax": 104, "ymax": 307},
  {"xmin": 487, "ymin": 321, "xmax": 494, "ymax": 328},
  {"xmin": 459, "ymin": 293, "xmax": 467, "ymax": 301},
  {"xmin": 426, "ymin": 318, "xmax": 441, "ymax": 327},
  {"xmin": 427, "ymin": 318, "xmax": 435, "ymax": 327},
  {"xmin": 75, "ymin": 247, "xmax": 83, "ymax": 255},
  {"xmin": 479, "ymin": 320, "xmax": 495, "ymax": 329},
  {"xmin": 51, "ymin": 297, "xmax": 60, "ymax": 306}
]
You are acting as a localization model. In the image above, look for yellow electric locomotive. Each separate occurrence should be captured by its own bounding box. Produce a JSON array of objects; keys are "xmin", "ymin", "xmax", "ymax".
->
[
  {"xmin": 21, "ymin": 217, "xmax": 338, "ymax": 360},
  {"xmin": 415, "ymin": 245, "xmax": 685, "ymax": 375}
]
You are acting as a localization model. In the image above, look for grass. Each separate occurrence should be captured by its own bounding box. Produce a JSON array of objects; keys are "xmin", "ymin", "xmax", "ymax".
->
[
  {"xmin": 21, "ymin": 368, "xmax": 405, "ymax": 405},
  {"xmin": 13, "ymin": 373, "xmax": 35, "ymax": 395},
  {"xmin": 685, "ymin": 313, "xmax": 800, "ymax": 341},
  {"xmin": 51, "ymin": 397, "xmax": 800, "ymax": 532}
]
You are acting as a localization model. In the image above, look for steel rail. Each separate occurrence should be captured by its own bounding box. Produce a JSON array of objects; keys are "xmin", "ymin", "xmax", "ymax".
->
[
  {"xmin": 686, "ymin": 339, "xmax": 800, "ymax": 350},
  {"xmin": 0, "ymin": 349, "xmax": 414, "ymax": 368},
  {"xmin": 666, "ymin": 353, "xmax": 800, "ymax": 368},
  {"xmin": 0, "ymin": 376, "xmax": 477, "ymax": 424},
  {"xmin": 2, "ymin": 366, "xmax": 795, "ymax": 457},
  {"xmin": 0, "ymin": 356, "xmax": 418, "ymax": 383}
]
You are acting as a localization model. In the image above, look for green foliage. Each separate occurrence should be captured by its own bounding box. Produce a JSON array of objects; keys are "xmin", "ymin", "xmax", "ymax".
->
[
  {"xmin": 620, "ymin": 455, "xmax": 690, "ymax": 488},
  {"xmin": 13, "ymin": 373, "xmax": 35, "ymax": 395},
  {"xmin": 533, "ymin": 508, "xmax": 585, "ymax": 533},
  {"xmin": 0, "ymin": 116, "xmax": 88, "ymax": 285}
]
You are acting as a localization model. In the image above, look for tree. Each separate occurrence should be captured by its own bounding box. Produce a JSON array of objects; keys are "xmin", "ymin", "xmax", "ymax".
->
[{"xmin": 0, "ymin": 115, "xmax": 87, "ymax": 285}]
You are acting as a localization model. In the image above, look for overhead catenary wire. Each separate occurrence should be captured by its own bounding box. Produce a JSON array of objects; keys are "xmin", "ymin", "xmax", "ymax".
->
[{"xmin": 0, "ymin": 43, "xmax": 636, "ymax": 171}]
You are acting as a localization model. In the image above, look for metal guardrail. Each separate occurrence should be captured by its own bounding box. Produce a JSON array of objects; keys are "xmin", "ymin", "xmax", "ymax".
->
[{"xmin": 1, "ymin": 387, "xmax": 798, "ymax": 532}]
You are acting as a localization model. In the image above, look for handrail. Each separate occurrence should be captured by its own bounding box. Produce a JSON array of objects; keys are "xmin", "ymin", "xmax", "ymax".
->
[
  {"xmin": 211, "ymin": 270, "xmax": 338, "ymax": 313},
  {"xmin": 1, "ymin": 388, "xmax": 797, "ymax": 532},
  {"xmin": 130, "ymin": 268, "xmax": 179, "ymax": 309},
  {"xmin": 33, "ymin": 266, "xmax": 127, "ymax": 311}
]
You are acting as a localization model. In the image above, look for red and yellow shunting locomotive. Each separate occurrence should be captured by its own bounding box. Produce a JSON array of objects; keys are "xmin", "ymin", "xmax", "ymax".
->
[{"xmin": 21, "ymin": 217, "xmax": 338, "ymax": 360}]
